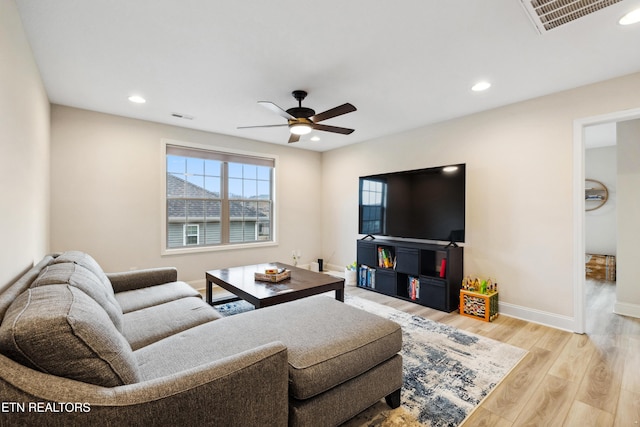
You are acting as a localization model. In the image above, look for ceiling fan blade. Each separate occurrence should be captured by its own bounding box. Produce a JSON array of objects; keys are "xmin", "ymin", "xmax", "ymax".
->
[
  {"xmin": 310, "ymin": 103, "xmax": 356, "ymax": 123},
  {"xmin": 288, "ymin": 133, "xmax": 300, "ymax": 144},
  {"xmin": 258, "ymin": 101, "xmax": 295, "ymax": 120},
  {"xmin": 311, "ymin": 123, "xmax": 355, "ymax": 135},
  {"xmin": 237, "ymin": 124, "xmax": 288, "ymax": 129}
]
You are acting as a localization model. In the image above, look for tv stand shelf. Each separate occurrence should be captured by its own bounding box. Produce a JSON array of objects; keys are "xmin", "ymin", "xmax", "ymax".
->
[{"xmin": 356, "ymin": 238, "xmax": 463, "ymax": 312}]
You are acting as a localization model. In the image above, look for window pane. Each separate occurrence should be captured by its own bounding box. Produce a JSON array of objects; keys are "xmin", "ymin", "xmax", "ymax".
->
[
  {"xmin": 205, "ymin": 160, "xmax": 221, "ymax": 176},
  {"xmin": 257, "ymin": 180, "xmax": 270, "ymax": 199},
  {"xmin": 167, "ymin": 156, "xmax": 185, "ymax": 174},
  {"xmin": 186, "ymin": 175, "xmax": 205, "ymax": 197},
  {"xmin": 167, "ymin": 173, "xmax": 186, "ymax": 198},
  {"xmin": 167, "ymin": 199, "xmax": 185, "ymax": 220},
  {"xmin": 204, "ymin": 177, "xmax": 220, "ymax": 197},
  {"xmin": 186, "ymin": 158, "xmax": 203, "ymax": 175},
  {"xmin": 257, "ymin": 201, "xmax": 271, "ymax": 220},
  {"xmin": 204, "ymin": 200, "xmax": 220, "ymax": 221},
  {"xmin": 229, "ymin": 178, "xmax": 243, "ymax": 198},
  {"xmin": 257, "ymin": 220, "xmax": 271, "ymax": 240},
  {"xmin": 257, "ymin": 166, "xmax": 270, "ymax": 180},
  {"xmin": 229, "ymin": 200, "xmax": 243, "ymax": 219},
  {"xmin": 228, "ymin": 162, "xmax": 243, "ymax": 178},
  {"xmin": 205, "ymin": 222, "xmax": 221, "ymax": 244},
  {"xmin": 243, "ymin": 180, "xmax": 257, "ymax": 198},
  {"xmin": 245, "ymin": 201, "xmax": 258, "ymax": 219},
  {"xmin": 243, "ymin": 164, "xmax": 257, "ymax": 179},
  {"xmin": 186, "ymin": 200, "xmax": 204, "ymax": 222}
]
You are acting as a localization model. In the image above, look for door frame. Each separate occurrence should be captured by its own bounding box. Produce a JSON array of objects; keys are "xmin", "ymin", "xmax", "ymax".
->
[{"xmin": 573, "ymin": 107, "xmax": 640, "ymax": 333}]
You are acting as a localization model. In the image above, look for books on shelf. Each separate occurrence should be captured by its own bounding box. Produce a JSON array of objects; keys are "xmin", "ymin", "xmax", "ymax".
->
[
  {"xmin": 377, "ymin": 247, "xmax": 395, "ymax": 269},
  {"xmin": 408, "ymin": 276, "xmax": 419, "ymax": 300},
  {"xmin": 358, "ymin": 265, "xmax": 376, "ymax": 289}
]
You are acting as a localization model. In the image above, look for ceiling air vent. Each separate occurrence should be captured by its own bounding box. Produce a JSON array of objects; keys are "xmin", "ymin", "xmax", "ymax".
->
[{"xmin": 520, "ymin": 0, "xmax": 623, "ymax": 33}]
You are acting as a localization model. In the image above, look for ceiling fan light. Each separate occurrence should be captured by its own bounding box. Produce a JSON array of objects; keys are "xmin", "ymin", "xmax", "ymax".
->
[{"xmin": 290, "ymin": 123, "xmax": 312, "ymax": 135}]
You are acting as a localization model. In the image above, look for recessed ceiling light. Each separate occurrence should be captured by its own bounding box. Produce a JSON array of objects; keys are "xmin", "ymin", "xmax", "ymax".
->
[
  {"xmin": 310, "ymin": 136, "xmax": 320, "ymax": 142},
  {"xmin": 471, "ymin": 81, "xmax": 491, "ymax": 92},
  {"xmin": 128, "ymin": 95, "xmax": 146, "ymax": 104},
  {"xmin": 619, "ymin": 8, "xmax": 640, "ymax": 25}
]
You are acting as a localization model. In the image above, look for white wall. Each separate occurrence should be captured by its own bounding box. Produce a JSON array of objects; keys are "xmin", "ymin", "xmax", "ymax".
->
[
  {"xmin": 585, "ymin": 146, "xmax": 617, "ymax": 256},
  {"xmin": 321, "ymin": 72, "xmax": 640, "ymax": 328},
  {"xmin": 615, "ymin": 118, "xmax": 640, "ymax": 317},
  {"xmin": 50, "ymin": 106, "xmax": 323, "ymax": 285},
  {"xmin": 0, "ymin": 0, "xmax": 50, "ymax": 290}
]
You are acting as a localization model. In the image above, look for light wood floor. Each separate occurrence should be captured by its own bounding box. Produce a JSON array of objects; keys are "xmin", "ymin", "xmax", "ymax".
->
[
  {"xmin": 208, "ymin": 279, "xmax": 639, "ymax": 425},
  {"xmin": 347, "ymin": 279, "xmax": 640, "ymax": 426}
]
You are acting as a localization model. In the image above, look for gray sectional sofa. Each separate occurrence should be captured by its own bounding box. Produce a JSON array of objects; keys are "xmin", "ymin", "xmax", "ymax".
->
[{"xmin": 0, "ymin": 251, "xmax": 402, "ymax": 426}]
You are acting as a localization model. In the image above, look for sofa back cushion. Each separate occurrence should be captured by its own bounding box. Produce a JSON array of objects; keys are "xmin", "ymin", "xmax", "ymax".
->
[
  {"xmin": 0, "ymin": 255, "xmax": 55, "ymax": 322},
  {"xmin": 0, "ymin": 285, "xmax": 141, "ymax": 387},
  {"xmin": 32, "ymin": 263, "xmax": 123, "ymax": 332},
  {"xmin": 52, "ymin": 251, "xmax": 114, "ymax": 294}
]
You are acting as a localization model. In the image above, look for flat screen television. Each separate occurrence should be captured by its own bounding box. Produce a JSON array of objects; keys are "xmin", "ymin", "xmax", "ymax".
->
[{"xmin": 358, "ymin": 164, "xmax": 465, "ymax": 243}]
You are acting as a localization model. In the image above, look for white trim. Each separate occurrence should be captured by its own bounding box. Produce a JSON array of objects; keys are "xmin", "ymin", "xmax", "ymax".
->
[
  {"xmin": 573, "ymin": 107, "xmax": 640, "ymax": 333},
  {"xmin": 160, "ymin": 138, "xmax": 279, "ymax": 256},
  {"xmin": 614, "ymin": 301, "xmax": 640, "ymax": 318},
  {"xmin": 186, "ymin": 278, "xmax": 206, "ymax": 292},
  {"xmin": 163, "ymin": 240, "xmax": 277, "ymax": 256},
  {"xmin": 572, "ymin": 119, "xmax": 586, "ymax": 334},
  {"xmin": 499, "ymin": 302, "xmax": 576, "ymax": 332}
]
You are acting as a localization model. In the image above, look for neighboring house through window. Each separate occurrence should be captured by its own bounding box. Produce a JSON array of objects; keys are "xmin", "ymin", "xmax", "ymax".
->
[{"xmin": 164, "ymin": 141, "xmax": 275, "ymax": 252}]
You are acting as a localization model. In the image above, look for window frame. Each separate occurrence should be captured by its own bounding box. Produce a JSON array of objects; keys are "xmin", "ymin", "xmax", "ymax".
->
[{"xmin": 161, "ymin": 139, "xmax": 278, "ymax": 255}]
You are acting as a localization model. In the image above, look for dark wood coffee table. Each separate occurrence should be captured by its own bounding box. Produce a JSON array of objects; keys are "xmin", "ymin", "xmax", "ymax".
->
[{"xmin": 205, "ymin": 262, "xmax": 345, "ymax": 308}]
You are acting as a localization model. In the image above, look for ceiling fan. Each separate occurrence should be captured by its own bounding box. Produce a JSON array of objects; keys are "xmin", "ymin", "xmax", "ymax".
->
[{"xmin": 238, "ymin": 90, "xmax": 356, "ymax": 143}]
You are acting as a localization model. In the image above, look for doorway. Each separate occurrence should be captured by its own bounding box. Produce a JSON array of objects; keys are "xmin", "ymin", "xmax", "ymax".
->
[{"xmin": 573, "ymin": 108, "xmax": 640, "ymax": 333}]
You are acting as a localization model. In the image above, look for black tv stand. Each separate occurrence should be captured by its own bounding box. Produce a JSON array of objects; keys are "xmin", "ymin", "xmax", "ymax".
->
[{"xmin": 356, "ymin": 238, "xmax": 463, "ymax": 312}]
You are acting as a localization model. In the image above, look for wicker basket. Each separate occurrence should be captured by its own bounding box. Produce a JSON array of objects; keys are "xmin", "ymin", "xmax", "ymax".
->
[{"xmin": 254, "ymin": 270, "xmax": 291, "ymax": 283}]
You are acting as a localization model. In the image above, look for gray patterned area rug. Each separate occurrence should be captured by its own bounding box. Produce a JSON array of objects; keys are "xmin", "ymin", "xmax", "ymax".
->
[{"xmin": 214, "ymin": 295, "xmax": 527, "ymax": 427}]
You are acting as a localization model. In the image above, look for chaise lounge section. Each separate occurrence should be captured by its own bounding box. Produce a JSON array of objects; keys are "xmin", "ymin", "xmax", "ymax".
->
[{"xmin": 0, "ymin": 251, "xmax": 402, "ymax": 426}]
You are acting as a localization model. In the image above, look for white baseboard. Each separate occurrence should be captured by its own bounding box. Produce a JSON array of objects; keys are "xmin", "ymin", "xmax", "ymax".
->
[
  {"xmin": 187, "ymin": 278, "xmax": 206, "ymax": 292},
  {"xmin": 498, "ymin": 301, "xmax": 577, "ymax": 332},
  {"xmin": 614, "ymin": 301, "xmax": 640, "ymax": 319},
  {"xmin": 192, "ymin": 274, "xmax": 586, "ymax": 330}
]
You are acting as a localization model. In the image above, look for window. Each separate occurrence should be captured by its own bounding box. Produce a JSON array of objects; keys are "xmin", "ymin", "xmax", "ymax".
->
[
  {"xmin": 164, "ymin": 142, "xmax": 275, "ymax": 251},
  {"xmin": 360, "ymin": 178, "xmax": 387, "ymax": 235}
]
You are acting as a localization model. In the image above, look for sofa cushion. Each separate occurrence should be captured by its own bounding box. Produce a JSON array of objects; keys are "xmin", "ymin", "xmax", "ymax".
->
[
  {"xmin": 52, "ymin": 251, "xmax": 113, "ymax": 294},
  {"xmin": 0, "ymin": 255, "xmax": 55, "ymax": 321},
  {"xmin": 32, "ymin": 263, "xmax": 123, "ymax": 332},
  {"xmin": 122, "ymin": 297, "xmax": 222, "ymax": 350},
  {"xmin": 115, "ymin": 281, "xmax": 201, "ymax": 313},
  {"xmin": 0, "ymin": 285, "xmax": 140, "ymax": 387},
  {"xmin": 134, "ymin": 296, "xmax": 401, "ymax": 399}
]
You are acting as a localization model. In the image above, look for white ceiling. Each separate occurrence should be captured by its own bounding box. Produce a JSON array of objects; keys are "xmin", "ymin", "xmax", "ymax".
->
[
  {"xmin": 585, "ymin": 122, "xmax": 617, "ymax": 149},
  {"xmin": 15, "ymin": 0, "xmax": 640, "ymax": 152}
]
